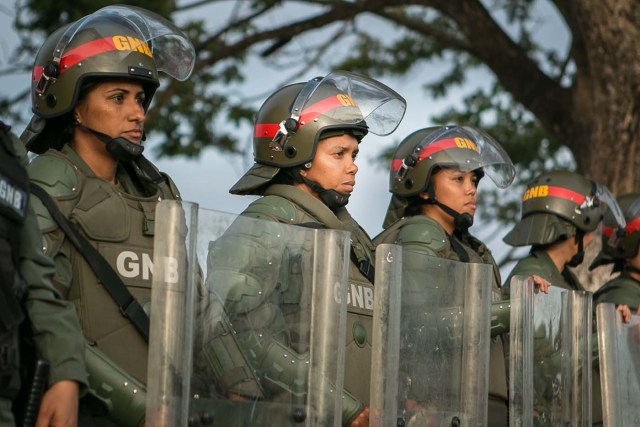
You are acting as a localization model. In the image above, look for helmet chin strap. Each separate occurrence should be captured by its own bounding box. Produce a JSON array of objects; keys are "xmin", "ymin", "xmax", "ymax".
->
[
  {"xmin": 77, "ymin": 124, "xmax": 144, "ymax": 162},
  {"xmin": 293, "ymin": 167, "xmax": 350, "ymax": 210},
  {"xmin": 423, "ymin": 187, "xmax": 473, "ymax": 233},
  {"xmin": 566, "ymin": 230, "xmax": 585, "ymax": 268}
]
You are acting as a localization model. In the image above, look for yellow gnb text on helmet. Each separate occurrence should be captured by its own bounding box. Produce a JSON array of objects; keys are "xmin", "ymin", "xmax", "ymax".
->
[
  {"xmin": 112, "ymin": 36, "xmax": 152, "ymax": 58},
  {"xmin": 522, "ymin": 185, "xmax": 549, "ymax": 201}
]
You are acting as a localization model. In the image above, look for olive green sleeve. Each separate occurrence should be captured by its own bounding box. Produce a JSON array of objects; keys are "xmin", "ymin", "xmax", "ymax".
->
[{"xmin": 20, "ymin": 200, "xmax": 88, "ymax": 389}]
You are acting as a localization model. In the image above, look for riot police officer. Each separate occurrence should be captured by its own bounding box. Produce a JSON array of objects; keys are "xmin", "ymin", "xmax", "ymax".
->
[
  {"xmin": 503, "ymin": 170, "xmax": 623, "ymax": 292},
  {"xmin": 207, "ymin": 71, "xmax": 406, "ymax": 426},
  {"xmin": 20, "ymin": 5, "xmax": 195, "ymax": 425},
  {"xmin": 373, "ymin": 125, "xmax": 517, "ymax": 426},
  {"xmin": 503, "ymin": 169, "xmax": 625, "ymax": 427},
  {"xmin": 0, "ymin": 121, "xmax": 86, "ymax": 427},
  {"xmin": 592, "ymin": 192, "xmax": 640, "ymax": 312}
]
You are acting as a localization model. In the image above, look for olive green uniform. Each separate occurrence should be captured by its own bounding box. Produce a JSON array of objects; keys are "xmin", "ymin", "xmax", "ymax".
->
[
  {"xmin": 28, "ymin": 144, "xmax": 179, "ymax": 383},
  {"xmin": 594, "ymin": 273, "xmax": 640, "ymax": 311},
  {"xmin": 210, "ymin": 184, "xmax": 375, "ymax": 425},
  {"xmin": 374, "ymin": 215, "xmax": 508, "ymax": 427},
  {"xmin": 503, "ymin": 249, "xmax": 582, "ymax": 296},
  {"xmin": 0, "ymin": 130, "xmax": 87, "ymax": 427},
  {"xmin": 26, "ymin": 144, "xmax": 179, "ymax": 425}
]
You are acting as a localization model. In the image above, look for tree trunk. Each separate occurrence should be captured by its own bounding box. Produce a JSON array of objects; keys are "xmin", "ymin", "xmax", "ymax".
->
[{"xmin": 567, "ymin": 0, "xmax": 640, "ymax": 194}]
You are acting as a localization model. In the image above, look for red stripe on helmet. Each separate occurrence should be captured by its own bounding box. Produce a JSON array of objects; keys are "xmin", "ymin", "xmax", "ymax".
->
[
  {"xmin": 31, "ymin": 37, "xmax": 119, "ymax": 83},
  {"xmin": 255, "ymin": 95, "xmax": 358, "ymax": 140},
  {"xmin": 390, "ymin": 138, "xmax": 466, "ymax": 171},
  {"xmin": 254, "ymin": 124, "xmax": 281, "ymax": 139},
  {"xmin": 32, "ymin": 66, "xmax": 44, "ymax": 82},
  {"xmin": 59, "ymin": 37, "xmax": 118, "ymax": 73},
  {"xmin": 298, "ymin": 96, "xmax": 347, "ymax": 123},
  {"xmin": 625, "ymin": 217, "xmax": 640, "ymax": 234},
  {"xmin": 546, "ymin": 186, "xmax": 587, "ymax": 204},
  {"xmin": 602, "ymin": 225, "xmax": 614, "ymax": 238}
]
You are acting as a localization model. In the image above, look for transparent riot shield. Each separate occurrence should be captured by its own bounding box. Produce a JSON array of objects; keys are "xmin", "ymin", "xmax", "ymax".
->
[
  {"xmin": 596, "ymin": 303, "xmax": 640, "ymax": 426},
  {"xmin": 509, "ymin": 276, "xmax": 592, "ymax": 427},
  {"xmin": 370, "ymin": 244, "xmax": 492, "ymax": 427},
  {"xmin": 146, "ymin": 200, "xmax": 350, "ymax": 426}
]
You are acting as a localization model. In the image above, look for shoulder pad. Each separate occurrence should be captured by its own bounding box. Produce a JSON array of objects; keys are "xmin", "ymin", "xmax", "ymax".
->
[
  {"xmin": 396, "ymin": 216, "xmax": 448, "ymax": 254},
  {"xmin": 242, "ymin": 195, "xmax": 297, "ymax": 224},
  {"xmin": 28, "ymin": 153, "xmax": 78, "ymax": 197},
  {"xmin": 28, "ymin": 153, "xmax": 78, "ymax": 232}
]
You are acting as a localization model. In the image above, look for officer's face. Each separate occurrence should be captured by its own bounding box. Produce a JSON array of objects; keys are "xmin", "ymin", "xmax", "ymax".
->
[
  {"xmin": 297, "ymin": 134, "xmax": 359, "ymax": 197},
  {"xmin": 423, "ymin": 168, "xmax": 478, "ymax": 225},
  {"xmin": 75, "ymin": 80, "xmax": 146, "ymax": 144}
]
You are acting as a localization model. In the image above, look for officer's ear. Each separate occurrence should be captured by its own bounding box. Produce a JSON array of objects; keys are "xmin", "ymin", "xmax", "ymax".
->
[{"xmin": 419, "ymin": 192, "xmax": 429, "ymax": 200}]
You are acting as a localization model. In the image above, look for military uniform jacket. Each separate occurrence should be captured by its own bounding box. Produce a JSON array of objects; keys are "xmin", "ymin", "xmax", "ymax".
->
[
  {"xmin": 236, "ymin": 184, "xmax": 375, "ymax": 405},
  {"xmin": 594, "ymin": 272, "xmax": 640, "ymax": 312},
  {"xmin": 374, "ymin": 215, "xmax": 508, "ymax": 403},
  {"xmin": 503, "ymin": 249, "xmax": 582, "ymax": 297},
  {"xmin": 28, "ymin": 144, "xmax": 180, "ymax": 384}
]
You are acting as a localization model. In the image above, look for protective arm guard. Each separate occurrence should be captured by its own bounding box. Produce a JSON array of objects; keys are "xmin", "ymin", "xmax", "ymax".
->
[
  {"xmin": 85, "ymin": 344, "xmax": 146, "ymax": 427},
  {"xmin": 491, "ymin": 300, "xmax": 511, "ymax": 337},
  {"xmin": 198, "ymin": 310, "xmax": 363, "ymax": 426}
]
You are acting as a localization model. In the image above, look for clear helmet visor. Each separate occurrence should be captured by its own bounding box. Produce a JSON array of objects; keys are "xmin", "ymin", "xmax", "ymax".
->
[
  {"xmin": 51, "ymin": 5, "xmax": 195, "ymax": 81},
  {"xmin": 594, "ymin": 184, "xmax": 626, "ymax": 229},
  {"xmin": 293, "ymin": 71, "xmax": 407, "ymax": 136},
  {"xmin": 408, "ymin": 125, "xmax": 515, "ymax": 188}
]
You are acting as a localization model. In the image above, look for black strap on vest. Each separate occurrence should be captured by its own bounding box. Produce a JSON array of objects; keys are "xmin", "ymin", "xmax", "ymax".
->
[
  {"xmin": 30, "ymin": 184, "xmax": 150, "ymax": 342},
  {"xmin": 449, "ymin": 233, "xmax": 470, "ymax": 263}
]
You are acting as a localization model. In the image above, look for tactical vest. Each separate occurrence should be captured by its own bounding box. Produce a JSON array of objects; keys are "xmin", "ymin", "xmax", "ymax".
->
[
  {"xmin": 0, "ymin": 123, "xmax": 29, "ymax": 399},
  {"xmin": 33, "ymin": 149, "xmax": 178, "ymax": 384},
  {"xmin": 248, "ymin": 185, "xmax": 376, "ymax": 405}
]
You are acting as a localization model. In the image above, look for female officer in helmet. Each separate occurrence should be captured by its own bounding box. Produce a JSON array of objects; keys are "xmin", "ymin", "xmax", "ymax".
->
[
  {"xmin": 207, "ymin": 71, "xmax": 406, "ymax": 426},
  {"xmin": 21, "ymin": 5, "xmax": 194, "ymax": 425},
  {"xmin": 374, "ymin": 125, "xmax": 521, "ymax": 427},
  {"xmin": 502, "ymin": 170, "xmax": 626, "ymax": 426}
]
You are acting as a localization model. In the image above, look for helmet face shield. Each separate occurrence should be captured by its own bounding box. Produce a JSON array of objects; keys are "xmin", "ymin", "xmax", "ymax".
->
[
  {"xmin": 306, "ymin": 71, "xmax": 407, "ymax": 136},
  {"xmin": 47, "ymin": 5, "xmax": 195, "ymax": 83},
  {"xmin": 390, "ymin": 125, "xmax": 515, "ymax": 197},
  {"xmin": 602, "ymin": 193, "xmax": 640, "ymax": 259},
  {"xmin": 32, "ymin": 5, "xmax": 195, "ymax": 119},
  {"xmin": 594, "ymin": 184, "xmax": 626, "ymax": 230},
  {"xmin": 271, "ymin": 71, "xmax": 406, "ymax": 152}
]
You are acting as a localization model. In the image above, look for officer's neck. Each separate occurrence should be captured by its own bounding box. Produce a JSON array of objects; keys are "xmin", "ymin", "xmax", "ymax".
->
[
  {"xmin": 71, "ymin": 133, "xmax": 118, "ymax": 184},
  {"xmin": 544, "ymin": 237, "xmax": 577, "ymax": 272},
  {"xmin": 421, "ymin": 204, "xmax": 454, "ymax": 235}
]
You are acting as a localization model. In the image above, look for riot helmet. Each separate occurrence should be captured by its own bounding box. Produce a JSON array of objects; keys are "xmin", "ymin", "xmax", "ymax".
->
[
  {"xmin": 383, "ymin": 125, "xmax": 515, "ymax": 229},
  {"xmin": 230, "ymin": 71, "xmax": 407, "ymax": 208},
  {"xmin": 595, "ymin": 193, "xmax": 640, "ymax": 266},
  {"xmin": 22, "ymin": 5, "xmax": 195, "ymax": 158},
  {"xmin": 503, "ymin": 170, "xmax": 625, "ymax": 266}
]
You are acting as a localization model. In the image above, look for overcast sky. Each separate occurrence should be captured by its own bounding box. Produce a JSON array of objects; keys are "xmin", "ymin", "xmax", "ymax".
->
[{"xmin": 0, "ymin": 1, "xmax": 569, "ymax": 276}]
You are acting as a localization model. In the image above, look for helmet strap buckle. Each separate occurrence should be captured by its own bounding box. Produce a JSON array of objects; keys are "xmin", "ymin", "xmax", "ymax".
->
[
  {"xmin": 270, "ymin": 118, "xmax": 299, "ymax": 152},
  {"xmin": 35, "ymin": 60, "xmax": 60, "ymax": 95},
  {"xmin": 395, "ymin": 155, "xmax": 417, "ymax": 181}
]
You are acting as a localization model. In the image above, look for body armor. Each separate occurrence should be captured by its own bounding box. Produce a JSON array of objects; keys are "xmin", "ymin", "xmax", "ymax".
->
[
  {"xmin": 28, "ymin": 145, "xmax": 178, "ymax": 383},
  {"xmin": 225, "ymin": 185, "xmax": 373, "ymax": 421}
]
